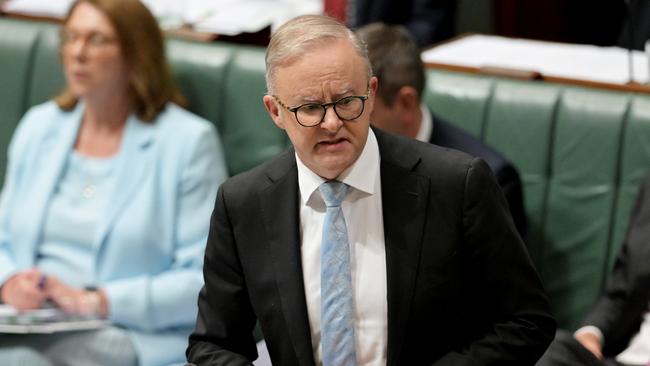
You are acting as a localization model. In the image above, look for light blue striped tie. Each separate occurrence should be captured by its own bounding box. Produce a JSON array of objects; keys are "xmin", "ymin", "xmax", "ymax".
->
[{"xmin": 319, "ymin": 181, "xmax": 356, "ymax": 366}]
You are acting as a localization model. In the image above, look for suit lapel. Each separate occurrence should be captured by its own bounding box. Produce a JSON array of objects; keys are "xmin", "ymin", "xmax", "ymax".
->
[
  {"xmin": 93, "ymin": 114, "xmax": 154, "ymax": 253},
  {"xmin": 259, "ymin": 152, "xmax": 315, "ymax": 366},
  {"xmin": 21, "ymin": 105, "xmax": 83, "ymax": 262},
  {"xmin": 376, "ymin": 130, "xmax": 430, "ymax": 365}
]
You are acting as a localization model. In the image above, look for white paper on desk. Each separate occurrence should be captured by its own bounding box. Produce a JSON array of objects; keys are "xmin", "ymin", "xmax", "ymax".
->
[
  {"xmin": 192, "ymin": 0, "xmax": 288, "ymax": 36},
  {"xmin": 185, "ymin": 0, "xmax": 321, "ymax": 32},
  {"xmin": 422, "ymin": 34, "xmax": 650, "ymax": 85},
  {"xmin": 2, "ymin": 0, "xmax": 73, "ymax": 18}
]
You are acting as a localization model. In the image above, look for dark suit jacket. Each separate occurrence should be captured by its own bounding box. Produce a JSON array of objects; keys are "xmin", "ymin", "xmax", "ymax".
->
[
  {"xmin": 353, "ymin": 0, "xmax": 456, "ymax": 48},
  {"xmin": 430, "ymin": 113, "xmax": 527, "ymax": 239},
  {"xmin": 580, "ymin": 173, "xmax": 650, "ymax": 357},
  {"xmin": 187, "ymin": 128, "xmax": 556, "ymax": 365}
]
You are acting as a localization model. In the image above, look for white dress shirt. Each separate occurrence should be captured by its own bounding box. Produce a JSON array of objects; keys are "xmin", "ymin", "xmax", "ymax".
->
[
  {"xmin": 616, "ymin": 307, "xmax": 650, "ymax": 365},
  {"xmin": 296, "ymin": 129, "xmax": 388, "ymax": 366}
]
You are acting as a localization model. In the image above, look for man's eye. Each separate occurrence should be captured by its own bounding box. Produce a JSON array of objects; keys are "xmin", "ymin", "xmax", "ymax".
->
[
  {"xmin": 338, "ymin": 98, "xmax": 354, "ymax": 106},
  {"xmin": 302, "ymin": 104, "xmax": 322, "ymax": 112}
]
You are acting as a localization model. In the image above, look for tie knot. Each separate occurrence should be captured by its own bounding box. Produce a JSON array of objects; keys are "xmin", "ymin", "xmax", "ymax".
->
[{"xmin": 319, "ymin": 181, "xmax": 349, "ymax": 207}]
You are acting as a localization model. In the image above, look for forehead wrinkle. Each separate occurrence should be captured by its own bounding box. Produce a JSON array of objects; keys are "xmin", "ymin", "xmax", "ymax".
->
[{"xmin": 276, "ymin": 40, "xmax": 368, "ymax": 103}]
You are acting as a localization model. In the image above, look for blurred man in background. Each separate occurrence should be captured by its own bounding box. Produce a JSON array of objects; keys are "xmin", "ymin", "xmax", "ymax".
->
[{"xmin": 357, "ymin": 22, "xmax": 527, "ymax": 239}]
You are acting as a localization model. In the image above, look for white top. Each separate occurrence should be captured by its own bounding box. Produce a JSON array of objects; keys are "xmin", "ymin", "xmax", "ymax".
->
[
  {"xmin": 616, "ymin": 306, "xmax": 650, "ymax": 365},
  {"xmin": 37, "ymin": 151, "xmax": 117, "ymax": 288},
  {"xmin": 297, "ymin": 129, "xmax": 388, "ymax": 366}
]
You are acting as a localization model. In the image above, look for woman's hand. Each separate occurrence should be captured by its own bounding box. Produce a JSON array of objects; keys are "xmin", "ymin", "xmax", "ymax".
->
[
  {"xmin": 44, "ymin": 276, "xmax": 108, "ymax": 317},
  {"xmin": 0, "ymin": 268, "xmax": 48, "ymax": 310}
]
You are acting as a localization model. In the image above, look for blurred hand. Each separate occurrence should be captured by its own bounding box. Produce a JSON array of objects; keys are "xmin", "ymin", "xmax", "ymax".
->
[
  {"xmin": 575, "ymin": 331, "xmax": 603, "ymax": 360},
  {"xmin": 44, "ymin": 276, "xmax": 108, "ymax": 317},
  {"xmin": 0, "ymin": 268, "xmax": 48, "ymax": 310}
]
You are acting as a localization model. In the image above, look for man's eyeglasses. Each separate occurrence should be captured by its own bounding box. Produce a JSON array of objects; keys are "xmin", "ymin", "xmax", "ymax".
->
[{"xmin": 273, "ymin": 88, "xmax": 370, "ymax": 127}]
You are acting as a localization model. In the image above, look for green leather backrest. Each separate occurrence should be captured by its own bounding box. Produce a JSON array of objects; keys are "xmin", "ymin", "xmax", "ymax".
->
[
  {"xmin": 425, "ymin": 69, "xmax": 650, "ymax": 329},
  {"xmin": 484, "ymin": 81, "xmax": 560, "ymax": 264},
  {"xmin": 220, "ymin": 46, "xmax": 289, "ymax": 175},
  {"xmin": 0, "ymin": 17, "xmax": 285, "ymax": 180},
  {"xmin": 27, "ymin": 22, "xmax": 65, "ymax": 107},
  {"xmin": 426, "ymin": 71, "xmax": 493, "ymax": 137},
  {"xmin": 166, "ymin": 38, "xmax": 232, "ymax": 129},
  {"xmin": 543, "ymin": 89, "xmax": 628, "ymax": 328},
  {"xmin": 0, "ymin": 18, "xmax": 42, "ymax": 184}
]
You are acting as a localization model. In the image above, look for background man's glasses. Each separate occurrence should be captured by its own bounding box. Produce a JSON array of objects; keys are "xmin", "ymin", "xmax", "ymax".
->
[{"xmin": 273, "ymin": 88, "xmax": 370, "ymax": 127}]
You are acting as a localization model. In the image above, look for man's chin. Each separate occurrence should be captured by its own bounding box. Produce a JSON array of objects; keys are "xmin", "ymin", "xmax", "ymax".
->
[{"xmin": 313, "ymin": 157, "xmax": 357, "ymax": 179}]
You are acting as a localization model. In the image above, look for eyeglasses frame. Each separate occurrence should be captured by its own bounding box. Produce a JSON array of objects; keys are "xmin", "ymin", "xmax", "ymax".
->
[{"xmin": 272, "ymin": 86, "xmax": 371, "ymax": 127}]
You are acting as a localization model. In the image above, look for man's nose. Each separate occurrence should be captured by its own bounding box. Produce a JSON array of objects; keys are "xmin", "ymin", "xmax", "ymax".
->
[{"xmin": 320, "ymin": 106, "xmax": 343, "ymax": 132}]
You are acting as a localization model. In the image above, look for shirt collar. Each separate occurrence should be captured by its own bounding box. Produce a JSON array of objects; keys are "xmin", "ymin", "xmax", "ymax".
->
[
  {"xmin": 296, "ymin": 128, "xmax": 380, "ymax": 205},
  {"xmin": 415, "ymin": 103, "xmax": 433, "ymax": 142}
]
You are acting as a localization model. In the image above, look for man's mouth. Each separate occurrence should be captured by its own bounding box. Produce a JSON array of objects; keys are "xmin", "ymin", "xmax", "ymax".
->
[{"xmin": 318, "ymin": 137, "xmax": 348, "ymax": 151}]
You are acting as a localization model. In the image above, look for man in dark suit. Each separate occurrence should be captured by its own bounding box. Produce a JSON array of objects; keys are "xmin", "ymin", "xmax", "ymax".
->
[
  {"xmin": 356, "ymin": 22, "xmax": 528, "ymax": 239},
  {"xmin": 537, "ymin": 173, "xmax": 650, "ymax": 366},
  {"xmin": 187, "ymin": 14, "xmax": 555, "ymax": 365}
]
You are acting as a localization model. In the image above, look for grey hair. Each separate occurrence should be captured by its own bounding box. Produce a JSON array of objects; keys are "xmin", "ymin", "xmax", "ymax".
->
[{"xmin": 265, "ymin": 15, "xmax": 373, "ymax": 94}]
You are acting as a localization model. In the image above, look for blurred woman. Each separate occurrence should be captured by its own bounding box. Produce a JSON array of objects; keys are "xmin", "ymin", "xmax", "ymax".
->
[{"xmin": 0, "ymin": 0, "xmax": 228, "ymax": 365}]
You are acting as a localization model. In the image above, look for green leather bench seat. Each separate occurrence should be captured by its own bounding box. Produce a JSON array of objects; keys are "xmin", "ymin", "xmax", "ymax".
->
[{"xmin": 424, "ymin": 71, "xmax": 650, "ymax": 329}]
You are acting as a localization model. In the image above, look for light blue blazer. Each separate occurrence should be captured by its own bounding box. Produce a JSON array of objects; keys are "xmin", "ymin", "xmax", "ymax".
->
[{"xmin": 0, "ymin": 101, "xmax": 228, "ymax": 366}]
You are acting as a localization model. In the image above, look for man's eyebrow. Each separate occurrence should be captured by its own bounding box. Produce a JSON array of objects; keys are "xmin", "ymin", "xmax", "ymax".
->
[
  {"xmin": 290, "ymin": 87, "xmax": 357, "ymax": 105},
  {"xmin": 331, "ymin": 88, "xmax": 355, "ymax": 99}
]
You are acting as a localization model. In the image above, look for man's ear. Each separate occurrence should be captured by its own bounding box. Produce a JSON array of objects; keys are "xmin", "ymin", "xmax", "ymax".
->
[
  {"xmin": 369, "ymin": 76, "xmax": 379, "ymax": 95},
  {"xmin": 395, "ymin": 86, "xmax": 420, "ymax": 111},
  {"xmin": 263, "ymin": 95, "xmax": 286, "ymax": 130},
  {"xmin": 393, "ymin": 86, "xmax": 422, "ymax": 129},
  {"xmin": 367, "ymin": 76, "xmax": 379, "ymax": 111}
]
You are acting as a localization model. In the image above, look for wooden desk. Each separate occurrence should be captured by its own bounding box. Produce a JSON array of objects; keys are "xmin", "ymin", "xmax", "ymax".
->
[{"xmin": 423, "ymin": 34, "xmax": 650, "ymax": 94}]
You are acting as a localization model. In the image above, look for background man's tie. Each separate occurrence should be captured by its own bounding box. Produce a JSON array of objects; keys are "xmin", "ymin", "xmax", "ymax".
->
[{"xmin": 319, "ymin": 181, "xmax": 356, "ymax": 366}]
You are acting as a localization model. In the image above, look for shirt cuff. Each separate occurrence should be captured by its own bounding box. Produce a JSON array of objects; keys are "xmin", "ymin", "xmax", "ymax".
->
[{"xmin": 575, "ymin": 325, "xmax": 604, "ymax": 344}]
